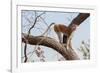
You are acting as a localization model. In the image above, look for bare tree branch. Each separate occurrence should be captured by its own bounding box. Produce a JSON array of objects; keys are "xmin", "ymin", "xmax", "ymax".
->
[
  {"xmin": 69, "ymin": 13, "xmax": 90, "ymax": 27},
  {"xmin": 28, "ymin": 12, "xmax": 45, "ymax": 35},
  {"xmin": 23, "ymin": 12, "xmax": 45, "ymax": 62},
  {"xmin": 22, "ymin": 33, "xmax": 80, "ymax": 60},
  {"xmin": 64, "ymin": 13, "xmax": 90, "ymax": 50}
]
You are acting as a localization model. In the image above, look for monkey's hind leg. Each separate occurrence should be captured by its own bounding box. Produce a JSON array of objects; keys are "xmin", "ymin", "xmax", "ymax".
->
[
  {"xmin": 57, "ymin": 32, "xmax": 63, "ymax": 43},
  {"xmin": 63, "ymin": 34, "xmax": 67, "ymax": 44}
]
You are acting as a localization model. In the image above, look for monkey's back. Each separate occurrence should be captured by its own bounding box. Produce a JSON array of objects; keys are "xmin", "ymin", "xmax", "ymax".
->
[{"xmin": 54, "ymin": 24, "xmax": 71, "ymax": 35}]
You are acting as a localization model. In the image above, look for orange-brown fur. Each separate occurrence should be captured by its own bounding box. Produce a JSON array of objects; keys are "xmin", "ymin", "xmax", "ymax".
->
[
  {"xmin": 48, "ymin": 23, "xmax": 77, "ymax": 43},
  {"xmin": 54, "ymin": 24, "xmax": 72, "ymax": 37}
]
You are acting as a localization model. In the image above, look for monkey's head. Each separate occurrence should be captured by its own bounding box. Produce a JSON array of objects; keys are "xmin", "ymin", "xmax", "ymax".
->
[{"xmin": 71, "ymin": 24, "xmax": 78, "ymax": 31}]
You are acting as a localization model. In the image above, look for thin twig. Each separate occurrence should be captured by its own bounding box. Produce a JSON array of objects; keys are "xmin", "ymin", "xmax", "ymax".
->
[
  {"xmin": 23, "ymin": 12, "xmax": 45, "ymax": 62},
  {"xmin": 28, "ymin": 12, "xmax": 45, "ymax": 35},
  {"xmin": 39, "ymin": 16, "xmax": 48, "ymax": 27}
]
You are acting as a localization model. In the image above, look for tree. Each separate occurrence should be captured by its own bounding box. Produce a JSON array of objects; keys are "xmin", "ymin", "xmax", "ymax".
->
[{"xmin": 22, "ymin": 12, "xmax": 90, "ymax": 62}]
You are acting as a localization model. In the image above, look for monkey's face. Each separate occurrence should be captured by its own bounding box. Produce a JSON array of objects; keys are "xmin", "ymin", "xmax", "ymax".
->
[{"xmin": 71, "ymin": 24, "xmax": 78, "ymax": 31}]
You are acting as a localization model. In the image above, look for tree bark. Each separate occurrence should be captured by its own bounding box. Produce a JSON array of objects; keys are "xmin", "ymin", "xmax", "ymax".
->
[
  {"xmin": 22, "ymin": 33, "xmax": 80, "ymax": 60},
  {"xmin": 69, "ymin": 13, "xmax": 90, "ymax": 27}
]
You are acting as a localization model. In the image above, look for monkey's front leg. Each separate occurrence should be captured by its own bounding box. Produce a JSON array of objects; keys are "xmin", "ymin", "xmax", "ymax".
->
[
  {"xmin": 57, "ymin": 32, "xmax": 63, "ymax": 43},
  {"xmin": 66, "ymin": 34, "xmax": 73, "ymax": 50}
]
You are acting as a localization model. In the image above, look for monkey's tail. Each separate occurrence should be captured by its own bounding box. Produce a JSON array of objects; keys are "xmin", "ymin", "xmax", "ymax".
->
[{"xmin": 41, "ymin": 23, "xmax": 55, "ymax": 36}]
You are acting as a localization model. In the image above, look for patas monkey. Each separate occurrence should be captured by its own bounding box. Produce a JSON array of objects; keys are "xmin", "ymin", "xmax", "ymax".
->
[
  {"xmin": 51, "ymin": 23, "xmax": 77, "ymax": 43},
  {"xmin": 41, "ymin": 22, "xmax": 77, "ymax": 43}
]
